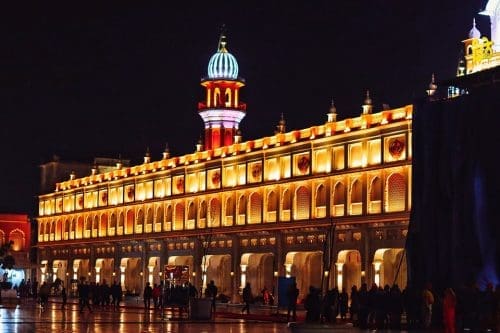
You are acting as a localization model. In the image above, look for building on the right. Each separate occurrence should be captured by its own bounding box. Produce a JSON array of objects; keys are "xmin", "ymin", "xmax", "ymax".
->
[{"xmin": 408, "ymin": 0, "xmax": 500, "ymax": 291}]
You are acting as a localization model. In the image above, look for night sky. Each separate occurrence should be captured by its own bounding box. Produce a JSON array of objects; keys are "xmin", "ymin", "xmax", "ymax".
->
[{"xmin": 0, "ymin": 1, "xmax": 490, "ymax": 215}]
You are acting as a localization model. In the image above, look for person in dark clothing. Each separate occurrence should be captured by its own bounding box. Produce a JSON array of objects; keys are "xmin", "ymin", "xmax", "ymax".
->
[
  {"xmin": 206, "ymin": 280, "xmax": 218, "ymax": 317},
  {"xmin": 339, "ymin": 288, "xmax": 349, "ymax": 320},
  {"xmin": 367, "ymin": 283, "xmax": 379, "ymax": 329},
  {"xmin": 61, "ymin": 285, "xmax": 67, "ymax": 309},
  {"xmin": 358, "ymin": 283, "xmax": 370, "ymax": 329},
  {"xmin": 350, "ymin": 285, "xmax": 360, "ymax": 326},
  {"xmin": 143, "ymin": 282, "xmax": 153, "ymax": 309},
  {"xmin": 111, "ymin": 280, "xmax": 122, "ymax": 311},
  {"xmin": 241, "ymin": 282, "xmax": 252, "ymax": 314},
  {"xmin": 287, "ymin": 281, "xmax": 299, "ymax": 322},
  {"xmin": 304, "ymin": 286, "xmax": 321, "ymax": 323},
  {"xmin": 322, "ymin": 287, "xmax": 338, "ymax": 323},
  {"xmin": 389, "ymin": 284, "xmax": 403, "ymax": 329},
  {"xmin": 78, "ymin": 278, "xmax": 92, "ymax": 313}
]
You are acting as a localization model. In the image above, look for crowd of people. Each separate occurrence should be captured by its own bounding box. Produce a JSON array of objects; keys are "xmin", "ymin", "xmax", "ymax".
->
[{"xmin": 299, "ymin": 281, "xmax": 500, "ymax": 332}]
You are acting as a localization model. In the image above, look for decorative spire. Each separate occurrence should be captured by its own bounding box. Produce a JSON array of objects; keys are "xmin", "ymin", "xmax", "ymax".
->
[
  {"xmin": 217, "ymin": 24, "xmax": 227, "ymax": 52},
  {"xmin": 70, "ymin": 171, "xmax": 76, "ymax": 180},
  {"xmin": 327, "ymin": 99, "xmax": 338, "ymax": 122},
  {"xmin": 162, "ymin": 143, "xmax": 170, "ymax": 160},
  {"xmin": 426, "ymin": 73, "xmax": 438, "ymax": 96},
  {"xmin": 91, "ymin": 163, "xmax": 98, "ymax": 175},
  {"xmin": 362, "ymin": 90, "xmax": 373, "ymax": 115},
  {"xmin": 116, "ymin": 154, "xmax": 123, "ymax": 170},
  {"xmin": 275, "ymin": 113, "xmax": 286, "ymax": 134},
  {"xmin": 144, "ymin": 147, "xmax": 151, "ymax": 164},
  {"xmin": 468, "ymin": 18, "xmax": 481, "ymax": 39}
]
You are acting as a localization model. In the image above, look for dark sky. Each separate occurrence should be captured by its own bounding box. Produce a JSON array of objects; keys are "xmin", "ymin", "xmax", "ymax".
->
[{"xmin": 0, "ymin": 0, "xmax": 490, "ymax": 215}]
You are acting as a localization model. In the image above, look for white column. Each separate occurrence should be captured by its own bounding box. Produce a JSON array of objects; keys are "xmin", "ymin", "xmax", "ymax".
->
[
  {"xmin": 240, "ymin": 264, "xmax": 247, "ymax": 289},
  {"xmin": 52, "ymin": 267, "xmax": 58, "ymax": 282},
  {"xmin": 373, "ymin": 261, "xmax": 382, "ymax": 286},
  {"xmin": 95, "ymin": 267, "xmax": 101, "ymax": 284},
  {"xmin": 335, "ymin": 263, "xmax": 343, "ymax": 291},
  {"xmin": 120, "ymin": 266, "xmax": 126, "ymax": 290}
]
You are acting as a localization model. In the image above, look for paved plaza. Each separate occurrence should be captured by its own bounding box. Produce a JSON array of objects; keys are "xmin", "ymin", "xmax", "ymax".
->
[{"xmin": 0, "ymin": 296, "xmax": 300, "ymax": 333}]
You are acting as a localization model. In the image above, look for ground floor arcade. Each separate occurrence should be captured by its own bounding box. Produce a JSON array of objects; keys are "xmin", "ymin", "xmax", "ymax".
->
[{"xmin": 38, "ymin": 223, "xmax": 408, "ymax": 303}]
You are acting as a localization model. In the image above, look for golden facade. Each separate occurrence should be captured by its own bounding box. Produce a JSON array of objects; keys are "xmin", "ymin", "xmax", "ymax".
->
[{"xmin": 37, "ymin": 104, "xmax": 412, "ymax": 300}]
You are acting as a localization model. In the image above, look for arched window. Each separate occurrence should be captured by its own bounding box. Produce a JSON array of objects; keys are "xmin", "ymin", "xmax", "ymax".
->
[
  {"xmin": 156, "ymin": 206, "xmax": 164, "ymax": 232},
  {"xmin": 99, "ymin": 214, "xmax": 108, "ymax": 237},
  {"xmin": 9, "ymin": 229, "xmax": 25, "ymax": 251},
  {"xmin": 174, "ymin": 203, "xmax": 184, "ymax": 230},
  {"xmin": 84, "ymin": 217, "xmax": 92, "ymax": 238},
  {"xmin": 188, "ymin": 202, "xmax": 196, "ymax": 220},
  {"xmin": 249, "ymin": 192, "xmax": 262, "ymax": 224},
  {"xmin": 369, "ymin": 177, "xmax": 382, "ymax": 214},
  {"xmin": 282, "ymin": 189, "xmax": 291, "ymax": 211},
  {"xmin": 198, "ymin": 201, "xmax": 207, "ymax": 229},
  {"xmin": 126, "ymin": 210, "xmax": 134, "ymax": 234},
  {"xmin": 350, "ymin": 179, "xmax": 363, "ymax": 215},
  {"xmin": 267, "ymin": 191, "xmax": 277, "ymax": 222},
  {"xmin": 64, "ymin": 219, "xmax": 70, "ymax": 240},
  {"xmin": 55, "ymin": 219, "xmax": 62, "ymax": 240},
  {"xmin": 92, "ymin": 216, "xmax": 99, "ymax": 237},
  {"xmin": 237, "ymin": 195, "xmax": 246, "ymax": 225},
  {"xmin": 136, "ymin": 209, "xmax": 144, "ymax": 234},
  {"xmin": 165, "ymin": 205, "xmax": 173, "ymax": 231},
  {"xmin": 109, "ymin": 214, "xmax": 117, "ymax": 236},
  {"xmin": 295, "ymin": 186, "xmax": 310, "ymax": 220},
  {"xmin": 118, "ymin": 213, "xmax": 124, "ymax": 235},
  {"xmin": 209, "ymin": 198, "xmax": 221, "ymax": 228},
  {"xmin": 315, "ymin": 184, "xmax": 327, "ymax": 217},
  {"xmin": 225, "ymin": 197, "xmax": 234, "ymax": 226},
  {"xmin": 224, "ymin": 88, "xmax": 232, "ymax": 107},
  {"xmin": 386, "ymin": 173, "xmax": 406, "ymax": 212},
  {"xmin": 77, "ymin": 217, "xmax": 84, "ymax": 239},
  {"xmin": 145, "ymin": 208, "xmax": 153, "ymax": 232}
]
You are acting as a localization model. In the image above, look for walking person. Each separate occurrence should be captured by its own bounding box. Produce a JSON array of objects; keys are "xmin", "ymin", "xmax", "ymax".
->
[
  {"xmin": 78, "ymin": 278, "xmax": 93, "ymax": 313},
  {"xmin": 61, "ymin": 284, "xmax": 67, "ymax": 310},
  {"xmin": 152, "ymin": 283, "xmax": 161, "ymax": 309},
  {"xmin": 143, "ymin": 282, "xmax": 153, "ymax": 310},
  {"xmin": 339, "ymin": 287, "xmax": 349, "ymax": 320},
  {"xmin": 241, "ymin": 282, "xmax": 252, "ymax": 314},
  {"xmin": 287, "ymin": 281, "xmax": 300, "ymax": 322},
  {"xmin": 304, "ymin": 286, "xmax": 321, "ymax": 323},
  {"xmin": 111, "ymin": 280, "xmax": 122, "ymax": 311},
  {"xmin": 206, "ymin": 280, "xmax": 218, "ymax": 318}
]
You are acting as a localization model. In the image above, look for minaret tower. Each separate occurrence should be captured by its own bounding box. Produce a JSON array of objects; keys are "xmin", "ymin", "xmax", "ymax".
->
[{"xmin": 198, "ymin": 31, "xmax": 246, "ymax": 150}]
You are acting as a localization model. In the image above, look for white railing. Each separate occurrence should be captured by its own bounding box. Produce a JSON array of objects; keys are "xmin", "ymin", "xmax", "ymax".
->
[
  {"xmin": 281, "ymin": 210, "xmax": 290, "ymax": 221},
  {"xmin": 316, "ymin": 206, "xmax": 326, "ymax": 218},
  {"xmin": 267, "ymin": 211, "xmax": 276, "ymax": 222},
  {"xmin": 334, "ymin": 204, "xmax": 344, "ymax": 216}
]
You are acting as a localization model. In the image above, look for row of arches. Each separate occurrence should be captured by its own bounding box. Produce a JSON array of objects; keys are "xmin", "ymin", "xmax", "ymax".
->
[
  {"xmin": 44, "ymin": 248, "xmax": 407, "ymax": 304},
  {"xmin": 39, "ymin": 172, "xmax": 407, "ymax": 242}
]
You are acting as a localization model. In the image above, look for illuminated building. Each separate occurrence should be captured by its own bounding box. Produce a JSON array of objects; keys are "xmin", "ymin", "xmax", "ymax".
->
[
  {"xmin": 35, "ymin": 32, "xmax": 414, "ymax": 302},
  {"xmin": 0, "ymin": 214, "xmax": 32, "ymax": 287}
]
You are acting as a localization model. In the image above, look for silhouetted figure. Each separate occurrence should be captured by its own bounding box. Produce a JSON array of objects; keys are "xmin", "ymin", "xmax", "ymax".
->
[
  {"xmin": 287, "ymin": 281, "xmax": 299, "ymax": 322},
  {"xmin": 339, "ymin": 288, "xmax": 348, "ymax": 320},
  {"xmin": 402, "ymin": 284, "xmax": 420, "ymax": 329},
  {"xmin": 304, "ymin": 286, "xmax": 321, "ymax": 323},
  {"xmin": 39, "ymin": 281, "xmax": 50, "ymax": 310},
  {"xmin": 349, "ymin": 285, "xmax": 360, "ymax": 326},
  {"xmin": 206, "ymin": 280, "xmax": 218, "ymax": 317},
  {"xmin": 241, "ymin": 282, "xmax": 252, "ymax": 314},
  {"xmin": 143, "ymin": 282, "xmax": 153, "ymax": 309},
  {"xmin": 358, "ymin": 283, "xmax": 369, "ymax": 329},
  {"xmin": 389, "ymin": 284, "xmax": 403, "ymax": 330},
  {"xmin": 111, "ymin": 280, "xmax": 122, "ymax": 311},
  {"xmin": 78, "ymin": 278, "xmax": 92, "ymax": 313},
  {"xmin": 61, "ymin": 285, "xmax": 67, "ymax": 309}
]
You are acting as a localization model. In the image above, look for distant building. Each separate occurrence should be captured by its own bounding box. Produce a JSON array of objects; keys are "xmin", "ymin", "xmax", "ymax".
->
[{"xmin": 0, "ymin": 213, "xmax": 32, "ymax": 287}]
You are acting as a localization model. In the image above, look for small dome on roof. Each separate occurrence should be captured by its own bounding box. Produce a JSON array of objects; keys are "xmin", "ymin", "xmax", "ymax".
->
[
  {"xmin": 469, "ymin": 18, "xmax": 481, "ymax": 39},
  {"xmin": 207, "ymin": 34, "xmax": 239, "ymax": 79}
]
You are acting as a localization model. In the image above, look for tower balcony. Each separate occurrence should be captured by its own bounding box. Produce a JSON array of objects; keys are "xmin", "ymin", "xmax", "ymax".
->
[{"xmin": 198, "ymin": 102, "xmax": 247, "ymax": 112}]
